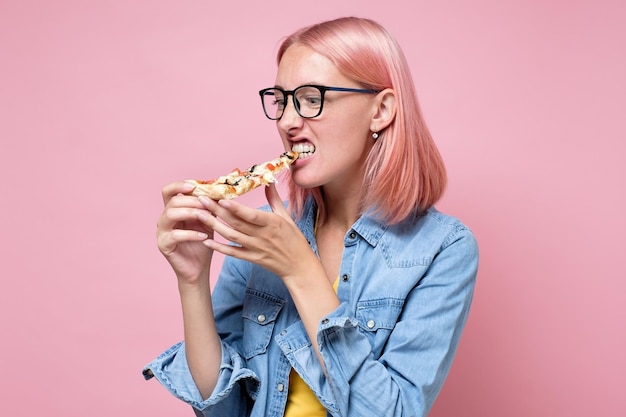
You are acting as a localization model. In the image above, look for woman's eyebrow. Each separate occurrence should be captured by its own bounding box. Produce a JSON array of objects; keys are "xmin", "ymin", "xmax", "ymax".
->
[{"xmin": 273, "ymin": 82, "xmax": 326, "ymax": 90}]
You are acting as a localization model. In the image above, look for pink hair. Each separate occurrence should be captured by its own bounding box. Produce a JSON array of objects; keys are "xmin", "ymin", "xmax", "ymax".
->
[{"xmin": 277, "ymin": 17, "xmax": 447, "ymax": 224}]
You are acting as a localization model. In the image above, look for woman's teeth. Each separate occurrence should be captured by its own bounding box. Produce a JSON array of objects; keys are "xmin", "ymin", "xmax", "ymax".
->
[{"xmin": 292, "ymin": 143, "xmax": 316, "ymax": 159}]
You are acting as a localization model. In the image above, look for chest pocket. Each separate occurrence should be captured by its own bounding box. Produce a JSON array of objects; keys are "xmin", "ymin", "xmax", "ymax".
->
[
  {"xmin": 242, "ymin": 289, "xmax": 284, "ymax": 359},
  {"xmin": 356, "ymin": 298, "xmax": 404, "ymax": 358}
]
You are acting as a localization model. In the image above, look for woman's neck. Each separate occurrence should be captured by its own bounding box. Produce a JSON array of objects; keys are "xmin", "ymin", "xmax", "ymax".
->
[{"xmin": 319, "ymin": 183, "xmax": 362, "ymax": 231}]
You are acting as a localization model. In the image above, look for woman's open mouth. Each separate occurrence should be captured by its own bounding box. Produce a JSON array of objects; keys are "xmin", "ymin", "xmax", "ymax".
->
[{"xmin": 292, "ymin": 143, "xmax": 315, "ymax": 159}]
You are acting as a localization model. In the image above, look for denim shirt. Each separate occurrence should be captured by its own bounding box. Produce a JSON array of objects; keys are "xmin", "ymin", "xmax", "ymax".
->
[{"xmin": 143, "ymin": 198, "xmax": 478, "ymax": 417}]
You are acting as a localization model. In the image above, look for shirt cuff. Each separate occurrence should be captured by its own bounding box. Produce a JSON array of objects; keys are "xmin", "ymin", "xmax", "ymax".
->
[{"xmin": 142, "ymin": 341, "xmax": 260, "ymax": 411}]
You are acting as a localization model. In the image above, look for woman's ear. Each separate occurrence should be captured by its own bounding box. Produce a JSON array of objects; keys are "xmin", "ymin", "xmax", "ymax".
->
[{"xmin": 370, "ymin": 88, "xmax": 397, "ymax": 133}]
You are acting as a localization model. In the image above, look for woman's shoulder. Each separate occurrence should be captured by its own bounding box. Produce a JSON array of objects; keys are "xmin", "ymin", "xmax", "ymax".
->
[
  {"xmin": 419, "ymin": 206, "xmax": 472, "ymax": 232},
  {"xmin": 388, "ymin": 206, "xmax": 477, "ymax": 252}
]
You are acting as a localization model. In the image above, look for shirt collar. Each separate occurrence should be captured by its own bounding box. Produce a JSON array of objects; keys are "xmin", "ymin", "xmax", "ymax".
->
[{"xmin": 296, "ymin": 197, "xmax": 389, "ymax": 248}]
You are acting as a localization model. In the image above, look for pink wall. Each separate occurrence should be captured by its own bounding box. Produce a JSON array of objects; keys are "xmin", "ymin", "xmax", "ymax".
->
[{"xmin": 1, "ymin": 1, "xmax": 624, "ymax": 416}]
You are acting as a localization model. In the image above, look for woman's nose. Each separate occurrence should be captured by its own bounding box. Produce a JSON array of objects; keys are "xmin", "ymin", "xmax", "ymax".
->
[{"xmin": 277, "ymin": 97, "xmax": 303, "ymax": 129}]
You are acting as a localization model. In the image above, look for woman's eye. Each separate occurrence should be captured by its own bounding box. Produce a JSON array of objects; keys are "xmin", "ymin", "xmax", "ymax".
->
[{"xmin": 302, "ymin": 95, "xmax": 322, "ymax": 107}]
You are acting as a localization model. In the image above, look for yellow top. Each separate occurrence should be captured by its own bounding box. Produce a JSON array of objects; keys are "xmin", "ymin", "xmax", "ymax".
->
[
  {"xmin": 284, "ymin": 278, "xmax": 338, "ymax": 417},
  {"xmin": 283, "ymin": 369, "xmax": 327, "ymax": 417}
]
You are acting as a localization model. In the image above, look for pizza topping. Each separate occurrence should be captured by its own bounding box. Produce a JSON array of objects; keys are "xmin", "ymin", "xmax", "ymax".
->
[{"xmin": 187, "ymin": 151, "xmax": 298, "ymax": 200}]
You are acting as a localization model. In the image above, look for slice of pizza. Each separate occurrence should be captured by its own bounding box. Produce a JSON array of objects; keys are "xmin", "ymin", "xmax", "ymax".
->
[{"xmin": 187, "ymin": 151, "xmax": 299, "ymax": 200}]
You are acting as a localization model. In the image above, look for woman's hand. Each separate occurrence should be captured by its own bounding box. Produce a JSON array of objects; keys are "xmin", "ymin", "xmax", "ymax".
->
[
  {"xmin": 197, "ymin": 184, "xmax": 318, "ymax": 282},
  {"xmin": 156, "ymin": 181, "xmax": 216, "ymax": 285}
]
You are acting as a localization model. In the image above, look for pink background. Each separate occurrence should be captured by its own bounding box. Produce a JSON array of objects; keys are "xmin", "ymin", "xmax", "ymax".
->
[{"xmin": 1, "ymin": 1, "xmax": 624, "ymax": 416}]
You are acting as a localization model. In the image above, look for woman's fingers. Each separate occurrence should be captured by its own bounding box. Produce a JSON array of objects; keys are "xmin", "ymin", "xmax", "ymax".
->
[
  {"xmin": 197, "ymin": 185, "xmax": 288, "ymax": 232},
  {"xmin": 265, "ymin": 184, "xmax": 289, "ymax": 218},
  {"xmin": 162, "ymin": 181, "xmax": 196, "ymax": 204},
  {"xmin": 195, "ymin": 186, "xmax": 308, "ymax": 275},
  {"xmin": 156, "ymin": 187, "xmax": 218, "ymax": 253},
  {"xmin": 158, "ymin": 228, "xmax": 210, "ymax": 253},
  {"xmin": 198, "ymin": 196, "xmax": 265, "ymax": 237},
  {"xmin": 194, "ymin": 188, "xmax": 309, "ymax": 275},
  {"xmin": 158, "ymin": 202, "xmax": 205, "ymax": 231}
]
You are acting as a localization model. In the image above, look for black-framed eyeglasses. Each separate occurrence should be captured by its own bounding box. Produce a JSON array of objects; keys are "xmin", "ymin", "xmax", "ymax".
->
[{"xmin": 259, "ymin": 84, "xmax": 380, "ymax": 120}]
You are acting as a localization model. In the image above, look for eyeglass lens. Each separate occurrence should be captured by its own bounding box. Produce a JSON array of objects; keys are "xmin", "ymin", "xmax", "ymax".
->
[{"xmin": 261, "ymin": 86, "xmax": 323, "ymax": 120}]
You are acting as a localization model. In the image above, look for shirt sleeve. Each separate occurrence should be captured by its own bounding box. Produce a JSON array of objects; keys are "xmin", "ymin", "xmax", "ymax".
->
[
  {"xmin": 284, "ymin": 226, "xmax": 478, "ymax": 417},
  {"xmin": 142, "ymin": 339, "xmax": 259, "ymax": 416},
  {"xmin": 142, "ymin": 256, "xmax": 260, "ymax": 416}
]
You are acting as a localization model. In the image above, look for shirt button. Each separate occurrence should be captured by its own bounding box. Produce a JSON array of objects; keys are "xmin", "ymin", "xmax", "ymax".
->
[
  {"xmin": 277, "ymin": 383, "xmax": 285, "ymax": 392},
  {"xmin": 321, "ymin": 318, "xmax": 329, "ymax": 325},
  {"xmin": 349, "ymin": 231, "xmax": 357, "ymax": 239},
  {"xmin": 342, "ymin": 274, "xmax": 349, "ymax": 282},
  {"xmin": 257, "ymin": 314, "xmax": 266, "ymax": 323},
  {"xmin": 366, "ymin": 319, "xmax": 376, "ymax": 329}
]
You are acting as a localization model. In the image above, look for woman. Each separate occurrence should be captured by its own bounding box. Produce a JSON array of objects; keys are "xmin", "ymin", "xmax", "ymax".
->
[{"xmin": 144, "ymin": 16, "xmax": 478, "ymax": 417}]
